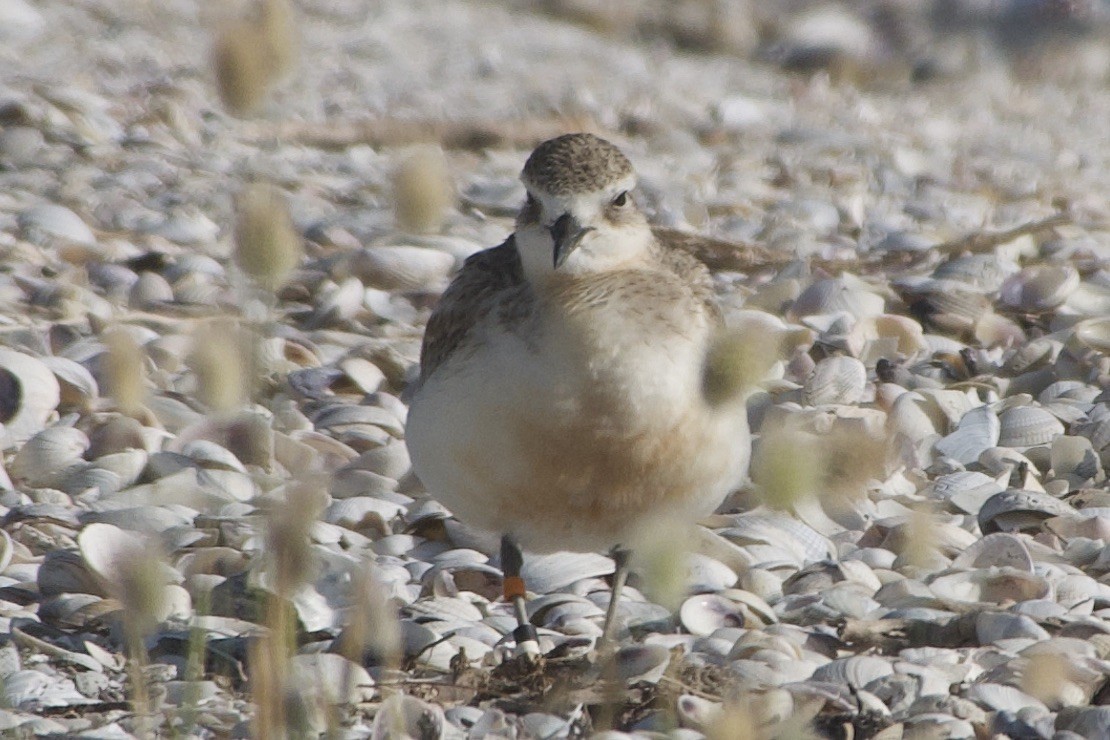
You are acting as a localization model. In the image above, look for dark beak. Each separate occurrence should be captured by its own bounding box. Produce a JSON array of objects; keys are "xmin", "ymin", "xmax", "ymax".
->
[{"xmin": 549, "ymin": 213, "xmax": 593, "ymax": 269}]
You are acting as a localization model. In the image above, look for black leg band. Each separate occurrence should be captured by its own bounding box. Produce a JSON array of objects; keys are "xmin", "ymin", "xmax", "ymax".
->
[{"xmin": 513, "ymin": 623, "xmax": 539, "ymax": 646}]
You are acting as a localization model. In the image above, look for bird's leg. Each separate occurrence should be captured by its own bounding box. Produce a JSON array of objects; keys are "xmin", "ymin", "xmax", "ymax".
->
[
  {"xmin": 600, "ymin": 545, "xmax": 632, "ymax": 648},
  {"xmin": 501, "ymin": 534, "xmax": 540, "ymax": 658}
]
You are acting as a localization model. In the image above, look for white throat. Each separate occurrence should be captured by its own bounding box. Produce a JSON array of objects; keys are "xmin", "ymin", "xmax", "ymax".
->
[
  {"xmin": 516, "ymin": 222, "xmax": 654, "ymax": 283},
  {"xmin": 515, "ymin": 179, "xmax": 654, "ymax": 284}
]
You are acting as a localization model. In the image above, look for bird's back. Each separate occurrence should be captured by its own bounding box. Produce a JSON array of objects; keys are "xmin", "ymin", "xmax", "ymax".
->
[{"xmin": 414, "ymin": 236, "xmax": 528, "ymax": 388}]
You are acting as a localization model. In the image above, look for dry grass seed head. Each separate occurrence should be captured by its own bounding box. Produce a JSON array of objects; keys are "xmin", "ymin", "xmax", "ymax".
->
[
  {"xmin": 393, "ymin": 146, "xmax": 455, "ymax": 234},
  {"xmin": 102, "ymin": 328, "xmax": 147, "ymax": 416},
  {"xmin": 630, "ymin": 517, "xmax": 692, "ymax": 613},
  {"xmin": 702, "ymin": 327, "xmax": 781, "ymax": 407},
  {"xmin": 901, "ymin": 504, "xmax": 941, "ymax": 568},
  {"xmin": 338, "ymin": 566, "xmax": 402, "ymax": 669},
  {"xmin": 115, "ymin": 546, "xmax": 171, "ymax": 638},
  {"xmin": 189, "ymin": 318, "xmax": 252, "ymax": 412},
  {"xmin": 212, "ymin": 0, "xmax": 297, "ymax": 116},
  {"xmin": 751, "ymin": 423, "xmax": 824, "ymax": 510},
  {"xmin": 234, "ymin": 182, "xmax": 302, "ymax": 293},
  {"xmin": 1021, "ymin": 652, "xmax": 1072, "ymax": 707},
  {"xmin": 213, "ymin": 26, "xmax": 271, "ymax": 116},
  {"xmin": 265, "ymin": 479, "xmax": 327, "ymax": 595}
]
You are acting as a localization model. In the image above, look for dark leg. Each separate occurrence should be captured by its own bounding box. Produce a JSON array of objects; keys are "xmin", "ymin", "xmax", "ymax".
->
[
  {"xmin": 600, "ymin": 546, "xmax": 631, "ymax": 647},
  {"xmin": 501, "ymin": 534, "xmax": 540, "ymax": 657}
]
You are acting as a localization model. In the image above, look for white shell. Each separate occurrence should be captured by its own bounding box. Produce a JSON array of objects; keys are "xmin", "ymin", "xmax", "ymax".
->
[
  {"xmin": 78, "ymin": 522, "xmax": 149, "ymax": 591},
  {"xmin": 950, "ymin": 532, "xmax": 1033, "ymax": 571},
  {"xmin": 929, "ymin": 567, "xmax": 1051, "ymax": 605},
  {"xmin": 1073, "ymin": 317, "xmax": 1110, "ymax": 352},
  {"xmin": 811, "ymin": 655, "xmax": 894, "ymax": 689},
  {"xmin": 613, "ymin": 643, "xmax": 671, "ymax": 684},
  {"xmin": 350, "ymin": 246, "xmax": 455, "ymax": 291},
  {"xmin": 371, "ymin": 693, "xmax": 446, "ymax": 740},
  {"xmin": 289, "ymin": 653, "xmax": 376, "ymax": 704},
  {"xmin": 1000, "ymin": 264, "xmax": 1079, "ymax": 312},
  {"xmin": 520, "ymin": 551, "xmax": 614, "ymax": 594},
  {"xmin": 0, "ymin": 348, "xmax": 61, "ymax": 449},
  {"xmin": 11, "ymin": 426, "xmax": 88, "ymax": 487},
  {"xmin": 933, "ymin": 406, "xmax": 1000, "ymax": 465}
]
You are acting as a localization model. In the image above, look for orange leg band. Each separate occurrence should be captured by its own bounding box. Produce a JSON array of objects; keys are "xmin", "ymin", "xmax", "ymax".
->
[{"xmin": 503, "ymin": 575, "xmax": 526, "ymax": 600}]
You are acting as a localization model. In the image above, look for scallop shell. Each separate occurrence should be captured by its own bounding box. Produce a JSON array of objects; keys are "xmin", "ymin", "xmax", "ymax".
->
[
  {"xmin": 58, "ymin": 464, "xmax": 123, "ymax": 496},
  {"xmin": 92, "ymin": 449, "xmax": 149, "ymax": 488},
  {"xmin": 950, "ymin": 532, "xmax": 1033, "ymax": 571},
  {"xmin": 929, "ymin": 471, "xmax": 1005, "ymax": 515},
  {"xmin": 912, "ymin": 281, "xmax": 991, "ymax": 335},
  {"xmin": 129, "ymin": 270, "xmax": 174, "ymax": 308},
  {"xmin": 997, "ymin": 406, "xmax": 1065, "ymax": 448},
  {"xmin": 978, "ymin": 490, "xmax": 1075, "ymax": 534},
  {"xmin": 932, "ymin": 253, "xmax": 1019, "ymax": 292},
  {"xmin": 965, "ymin": 682, "xmax": 1048, "ymax": 714},
  {"xmin": 1051, "ymin": 435, "xmax": 1101, "ymax": 484},
  {"xmin": 803, "ymin": 355, "xmax": 866, "ymax": 406},
  {"xmin": 78, "ymin": 522, "xmax": 152, "ymax": 590},
  {"xmin": 1003, "ymin": 337, "xmax": 1061, "ymax": 375},
  {"xmin": 789, "ymin": 276, "xmax": 884, "ymax": 320}
]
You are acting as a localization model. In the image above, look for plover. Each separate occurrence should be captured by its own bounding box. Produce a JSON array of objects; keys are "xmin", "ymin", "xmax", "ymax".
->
[{"xmin": 405, "ymin": 133, "xmax": 751, "ymax": 652}]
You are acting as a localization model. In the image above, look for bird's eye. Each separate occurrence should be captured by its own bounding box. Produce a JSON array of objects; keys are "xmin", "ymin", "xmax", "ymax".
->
[{"xmin": 612, "ymin": 191, "xmax": 629, "ymax": 207}]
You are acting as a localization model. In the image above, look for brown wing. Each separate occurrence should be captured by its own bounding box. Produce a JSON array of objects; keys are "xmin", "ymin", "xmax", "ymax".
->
[
  {"xmin": 651, "ymin": 225, "xmax": 784, "ymax": 272},
  {"xmin": 416, "ymin": 237, "xmax": 525, "ymax": 385},
  {"xmin": 651, "ymin": 228, "xmax": 723, "ymax": 326}
]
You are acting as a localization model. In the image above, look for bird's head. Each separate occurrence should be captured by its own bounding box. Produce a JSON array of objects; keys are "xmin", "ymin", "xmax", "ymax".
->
[{"xmin": 515, "ymin": 133, "xmax": 653, "ymax": 281}]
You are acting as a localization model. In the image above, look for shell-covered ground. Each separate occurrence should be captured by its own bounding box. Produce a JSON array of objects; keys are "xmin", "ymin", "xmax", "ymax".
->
[{"xmin": 3, "ymin": 0, "xmax": 1110, "ymax": 737}]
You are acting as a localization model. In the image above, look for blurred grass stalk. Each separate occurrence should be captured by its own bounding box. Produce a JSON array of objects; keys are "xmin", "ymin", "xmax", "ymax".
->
[
  {"xmin": 103, "ymin": 328, "xmax": 148, "ymax": 418},
  {"xmin": 252, "ymin": 479, "xmax": 325, "ymax": 737},
  {"xmin": 176, "ymin": 590, "xmax": 212, "ymax": 736},
  {"xmin": 114, "ymin": 549, "xmax": 170, "ymax": 736}
]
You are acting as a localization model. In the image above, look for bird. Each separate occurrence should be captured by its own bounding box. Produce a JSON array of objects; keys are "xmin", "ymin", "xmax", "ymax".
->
[{"xmin": 405, "ymin": 133, "xmax": 752, "ymax": 655}]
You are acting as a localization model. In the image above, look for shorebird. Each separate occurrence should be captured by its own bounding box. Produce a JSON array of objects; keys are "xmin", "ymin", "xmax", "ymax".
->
[{"xmin": 405, "ymin": 133, "xmax": 752, "ymax": 653}]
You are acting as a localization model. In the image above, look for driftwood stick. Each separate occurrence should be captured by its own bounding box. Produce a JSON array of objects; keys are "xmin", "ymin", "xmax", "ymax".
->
[
  {"xmin": 257, "ymin": 116, "xmax": 600, "ymax": 151},
  {"xmin": 933, "ymin": 212, "xmax": 1071, "ymax": 256}
]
